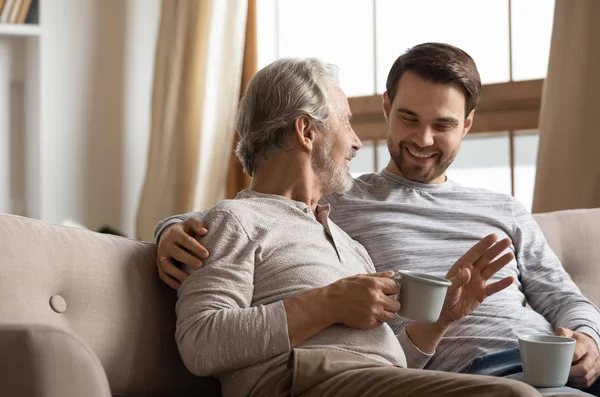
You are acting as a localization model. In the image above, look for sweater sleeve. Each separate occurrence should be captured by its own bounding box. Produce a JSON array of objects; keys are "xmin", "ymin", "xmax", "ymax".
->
[
  {"xmin": 397, "ymin": 326, "xmax": 434, "ymax": 369},
  {"xmin": 175, "ymin": 209, "xmax": 291, "ymax": 376},
  {"xmin": 512, "ymin": 198, "xmax": 600, "ymax": 348}
]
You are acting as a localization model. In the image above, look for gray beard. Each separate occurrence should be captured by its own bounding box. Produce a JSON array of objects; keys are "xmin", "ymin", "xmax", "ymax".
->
[{"xmin": 313, "ymin": 141, "xmax": 354, "ymax": 195}]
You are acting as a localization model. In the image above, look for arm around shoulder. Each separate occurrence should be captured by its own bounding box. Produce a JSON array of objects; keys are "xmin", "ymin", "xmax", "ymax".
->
[
  {"xmin": 153, "ymin": 210, "xmax": 207, "ymax": 243},
  {"xmin": 175, "ymin": 209, "xmax": 290, "ymax": 376}
]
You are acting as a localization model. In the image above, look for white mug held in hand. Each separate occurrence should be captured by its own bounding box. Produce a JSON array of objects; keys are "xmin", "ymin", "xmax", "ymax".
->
[
  {"xmin": 518, "ymin": 335, "xmax": 576, "ymax": 388},
  {"xmin": 393, "ymin": 270, "xmax": 452, "ymax": 323}
]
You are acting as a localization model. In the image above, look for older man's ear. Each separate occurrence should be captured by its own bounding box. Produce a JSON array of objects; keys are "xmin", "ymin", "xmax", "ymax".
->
[{"xmin": 294, "ymin": 115, "xmax": 317, "ymax": 152}]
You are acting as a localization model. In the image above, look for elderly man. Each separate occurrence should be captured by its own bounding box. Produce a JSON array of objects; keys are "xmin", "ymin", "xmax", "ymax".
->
[
  {"xmin": 173, "ymin": 57, "xmax": 541, "ymax": 397},
  {"xmin": 158, "ymin": 44, "xmax": 600, "ymax": 397}
]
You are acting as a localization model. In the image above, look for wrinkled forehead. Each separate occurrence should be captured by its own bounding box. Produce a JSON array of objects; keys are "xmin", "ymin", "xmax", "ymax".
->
[{"xmin": 328, "ymin": 85, "xmax": 351, "ymax": 118}]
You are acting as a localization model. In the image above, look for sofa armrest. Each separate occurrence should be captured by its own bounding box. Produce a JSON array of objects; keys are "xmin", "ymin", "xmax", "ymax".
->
[
  {"xmin": 0, "ymin": 323, "xmax": 112, "ymax": 397},
  {"xmin": 533, "ymin": 208, "xmax": 600, "ymax": 307}
]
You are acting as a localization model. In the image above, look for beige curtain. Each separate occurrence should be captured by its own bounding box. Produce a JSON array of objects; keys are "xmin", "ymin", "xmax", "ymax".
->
[
  {"xmin": 532, "ymin": 0, "xmax": 600, "ymax": 213},
  {"xmin": 226, "ymin": 0, "xmax": 256, "ymax": 200},
  {"xmin": 136, "ymin": 0, "xmax": 247, "ymax": 241}
]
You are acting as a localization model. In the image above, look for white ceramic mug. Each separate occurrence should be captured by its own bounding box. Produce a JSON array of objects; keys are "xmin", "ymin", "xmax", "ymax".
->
[
  {"xmin": 393, "ymin": 270, "xmax": 452, "ymax": 323},
  {"xmin": 518, "ymin": 334, "xmax": 576, "ymax": 388}
]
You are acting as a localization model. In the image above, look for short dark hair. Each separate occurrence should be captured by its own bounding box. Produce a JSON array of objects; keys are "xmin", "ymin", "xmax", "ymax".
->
[{"xmin": 385, "ymin": 42, "xmax": 482, "ymax": 117}]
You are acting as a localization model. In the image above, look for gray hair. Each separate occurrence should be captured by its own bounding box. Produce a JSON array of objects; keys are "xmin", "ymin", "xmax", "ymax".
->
[{"xmin": 235, "ymin": 57, "xmax": 340, "ymax": 176}]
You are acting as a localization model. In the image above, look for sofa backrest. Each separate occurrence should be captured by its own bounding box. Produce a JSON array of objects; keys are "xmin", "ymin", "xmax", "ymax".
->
[
  {"xmin": 0, "ymin": 214, "xmax": 219, "ymax": 397},
  {"xmin": 532, "ymin": 208, "xmax": 600, "ymax": 307}
]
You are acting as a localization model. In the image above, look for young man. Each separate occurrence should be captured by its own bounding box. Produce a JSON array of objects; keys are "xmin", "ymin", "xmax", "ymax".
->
[
  {"xmin": 157, "ymin": 44, "xmax": 600, "ymax": 395},
  {"xmin": 173, "ymin": 56, "xmax": 539, "ymax": 397}
]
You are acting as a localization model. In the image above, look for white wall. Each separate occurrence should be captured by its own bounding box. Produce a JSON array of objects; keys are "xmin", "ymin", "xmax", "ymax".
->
[
  {"xmin": 40, "ymin": 0, "xmax": 160, "ymax": 237},
  {"xmin": 0, "ymin": 40, "xmax": 12, "ymax": 213},
  {"xmin": 123, "ymin": 0, "xmax": 162, "ymax": 237}
]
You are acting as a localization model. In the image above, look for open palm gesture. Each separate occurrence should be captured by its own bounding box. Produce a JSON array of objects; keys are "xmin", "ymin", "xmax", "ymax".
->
[{"xmin": 438, "ymin": 234, "xmax": 515, "ymax": 329}]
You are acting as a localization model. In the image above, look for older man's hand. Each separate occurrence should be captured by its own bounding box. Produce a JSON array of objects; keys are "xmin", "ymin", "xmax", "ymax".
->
[
  {"xmin": 325, "ymin": 271, "xmax": 401, "ymax": 330},
  {"xmin": 156, "ymin": 218, "xmax": 210, "ymax": 289},
  {"xmin": 556, "ymin": 327, "xmax": 600, "ymax": 389},
  {"xmin": 283, "ymin": 271, "xmax": 401, "ymax": 347}
]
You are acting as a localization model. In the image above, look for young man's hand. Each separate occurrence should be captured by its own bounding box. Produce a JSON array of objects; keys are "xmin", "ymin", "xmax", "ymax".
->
[
  {"xmin": 156, "ymin": 218, "xmax": 210, "ymax": 289},
  {"xmin": 438, "ymin": 233, "xmax": 515, "ymax": 329},
  {"xmin": 556, "ymin": 327, "xmax": 600, "ymax": 389},
  {"xmin": 406, "ymin": 234, "xmax": 515, "ymax": 354}
]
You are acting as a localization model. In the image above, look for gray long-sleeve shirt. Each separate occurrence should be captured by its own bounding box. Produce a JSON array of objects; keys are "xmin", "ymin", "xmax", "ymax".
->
[
  {"xmin": 159, "ymin": 170, "xmax": 600, "ymax": 374},
  {"xmin": 175, "ymin": 189, "xmax": 430, "ymax": 397}
]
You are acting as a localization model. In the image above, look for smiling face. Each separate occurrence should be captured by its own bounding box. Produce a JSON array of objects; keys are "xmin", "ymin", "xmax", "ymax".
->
[
  {"xmin": 313, "ymin": 85, "xmax": 362, "ymax": 195},
  {"xmin": 383, "ymin": 71, "xmax": 474, "ymax": 184}
]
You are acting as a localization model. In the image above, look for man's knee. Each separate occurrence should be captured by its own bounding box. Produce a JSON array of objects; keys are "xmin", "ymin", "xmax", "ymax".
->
[{"xmin": 489, "ymin": 378, "xmax": 539, "ymax": 397}]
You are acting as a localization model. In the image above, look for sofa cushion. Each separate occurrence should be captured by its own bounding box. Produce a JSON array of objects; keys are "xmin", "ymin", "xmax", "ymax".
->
[
  {"xmin": 533, "ymin": 208, "xmax": 600, "ymax": 307},
  {"xmin": 0, "ymin": 214, "xmax": 220, "ymax": 397}
]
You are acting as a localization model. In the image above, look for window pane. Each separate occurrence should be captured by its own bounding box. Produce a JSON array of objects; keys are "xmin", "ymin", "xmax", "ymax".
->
[
  {"xmin": 276, "ymin": 0, "xmax": 375, "ymax": 97},
  {"xmin": 351, "ymin": 141, "xmax": 376, "ymax": 178},
  {"xmin": 375, "ymin": 0, "xmax": 510, "ymax": 93},
  {"xmin": 511, "ymin": 0, "xmax": 555, "ymax": 81},
  {"xmin": 377, "ymin": 140, "xmax": 391, "ymax": 171},
  {"xmin": 514, "ymin": 130, "xmax": 539, "ymax": 211},
  {"xmin": 447, "ymin": 133, "xmax": 512, "ymax": 195},
  {"xmin": 256, "ymin": 0, "xmax": 278, "ymax": 70}
]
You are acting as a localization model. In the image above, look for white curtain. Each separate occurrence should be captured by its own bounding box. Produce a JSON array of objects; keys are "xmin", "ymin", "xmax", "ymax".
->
[
  {"xmin": 533, "ymin": 0, "xmax": 600, "ymax": 213},
  {"xmin": 136, "ymin": 0, "xmax": 247, "ymax": 241}
]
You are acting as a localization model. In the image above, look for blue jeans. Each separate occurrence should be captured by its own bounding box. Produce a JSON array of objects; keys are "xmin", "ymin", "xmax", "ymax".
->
[{"xmin": 460, "ymin": 348, "xmax": 600, "ymax": 396}]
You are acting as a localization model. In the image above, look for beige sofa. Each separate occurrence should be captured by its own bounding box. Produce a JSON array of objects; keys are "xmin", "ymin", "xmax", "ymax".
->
[{"xmin": 1, "ymin": 209, "xmax": 599, "ymax": 397}]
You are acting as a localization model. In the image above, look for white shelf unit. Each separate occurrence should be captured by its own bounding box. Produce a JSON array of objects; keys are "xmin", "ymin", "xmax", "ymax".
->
[
  {"xmin": 0, "ymin": 0, "xmax": 161, "ymax": 236},
  {"xmin": 0, "ymin": 20, "xmax": 39, "ymax": 217},
  {"xmin": 0, "ymin": 23, "xmax": 40, "ymax": 37}
]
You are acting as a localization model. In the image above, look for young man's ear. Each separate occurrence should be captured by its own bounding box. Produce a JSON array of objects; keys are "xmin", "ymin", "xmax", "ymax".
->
[
  {"xmin": 463, "ymin": 109, "xmax": 475, "ymax": 138},
  {"xmin": 294, "ymin": 115, "xmax": 316, "ymax": 151},
  {"xmin": 382, "ymin": 92, "xmax": 391, "ymax": 123}
]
